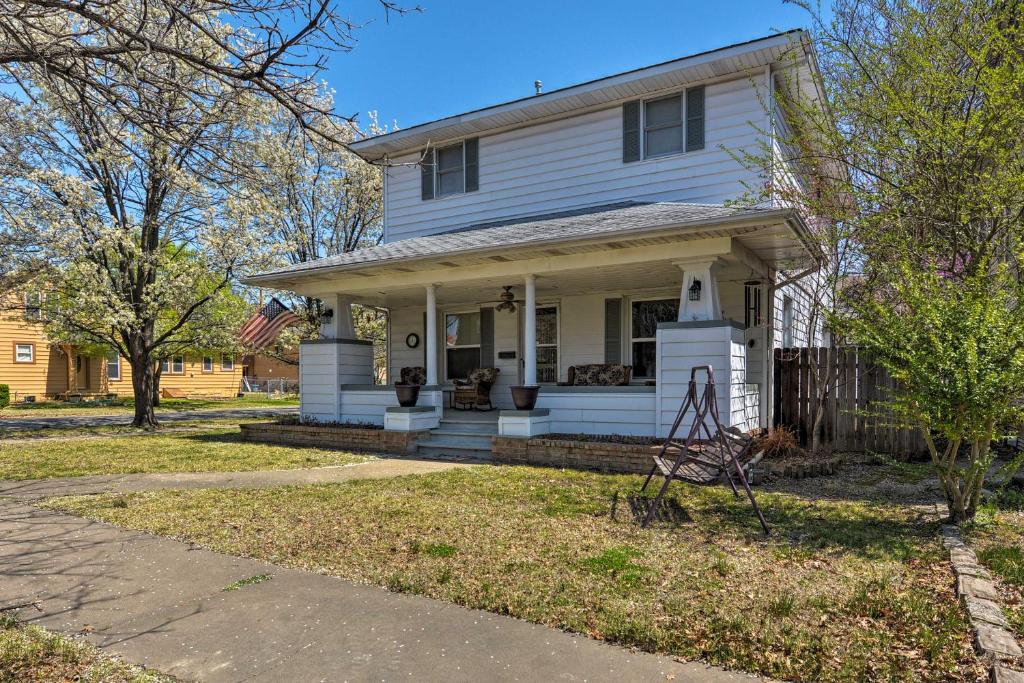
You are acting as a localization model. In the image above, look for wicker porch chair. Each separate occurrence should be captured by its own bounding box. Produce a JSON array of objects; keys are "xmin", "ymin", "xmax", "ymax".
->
[
  {"xmin": 396, "ymin": 366, "xmax": 427, "ymax": 385},
  {"xmin": 453, "ymin": 367, "xmax": 500, "ymax": 410}
]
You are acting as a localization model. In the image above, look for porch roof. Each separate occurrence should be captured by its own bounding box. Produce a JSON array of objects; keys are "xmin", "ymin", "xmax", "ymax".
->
[{"xmin": 245, "ymin": 202, "xmax": 816, "ymax": 291}]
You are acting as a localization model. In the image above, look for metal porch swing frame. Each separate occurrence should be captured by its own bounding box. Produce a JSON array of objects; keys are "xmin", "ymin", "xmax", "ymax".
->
[{"xmin": 639, "ymin": 365, "xmax": 770, "ymax": 535}]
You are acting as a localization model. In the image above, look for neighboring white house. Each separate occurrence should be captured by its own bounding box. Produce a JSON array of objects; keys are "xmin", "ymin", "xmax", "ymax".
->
[{"xmin": 244, "ymin": 30, "xmax": 827, "ymax": 448}]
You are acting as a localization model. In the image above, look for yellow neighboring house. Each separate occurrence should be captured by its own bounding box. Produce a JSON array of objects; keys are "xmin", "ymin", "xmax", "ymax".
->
[{"xmin": 0, "ymin": 292, "xmax": 243, "ymax": 401}]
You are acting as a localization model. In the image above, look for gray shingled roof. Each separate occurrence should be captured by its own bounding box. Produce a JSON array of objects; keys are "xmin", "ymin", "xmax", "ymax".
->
[{"xmin": 249, "ymin": 201, "xmax": 776, "ymax": 280}]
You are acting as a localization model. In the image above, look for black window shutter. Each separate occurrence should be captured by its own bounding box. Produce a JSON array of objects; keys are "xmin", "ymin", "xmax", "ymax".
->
[
  {"xmin": 622, "ymin": 101, "xmax": 641, "ymax": 163},
  {"xmin": 464, "ymin": 138, "xmax": 479, "ymax": 192},
  {"xmin": 604, "ymin": 298, "xmax": 622, "ymax": 363},
  {"xmin": 686, "ymin": 86, "xmax": 705, "ymax": 152},
  {"xmin": 420, "ymin": 147, "xmax": 435, "ymax": 200},
  {"xmin": 479, "ymin": 307, "xmax": 494, "ymax": 368}
]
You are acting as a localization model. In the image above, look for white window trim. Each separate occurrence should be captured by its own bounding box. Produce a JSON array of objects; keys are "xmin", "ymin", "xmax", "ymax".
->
[
  {"xmin": 202, "ymin": 356, "xmax": 214, "ymax": 373},
  {"xmin": 637, "ymin": 87, "xmax": 701, "ymax": 162},
  {"xmin": 107, "ymin": 352, "xmax": 121, "ymax": 381},
  {"xmin": 534, "ymin": 304, "xmax": 560, "ymax": 385},
  {"xmin": 443, "ymin": 309, "xmax": 481, "ymax": 381},
  {"xmin": 221, "ymin": 355, "xmax": 234, "ymax": 371},
  {"xmin": 14, "ymin": 343, "xmax": 34, "ymax": 363},
  {"xmin": 434, "ymin": 141, "xmax": 466, "ymax": 198},
  {"xmin": 628, "ymin": 295, "xmax": 680, "ymax": 379}
]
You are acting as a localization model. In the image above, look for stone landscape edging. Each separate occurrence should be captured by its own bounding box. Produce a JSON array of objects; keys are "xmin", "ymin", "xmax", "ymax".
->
[{"xmin": 940, "ymin": 524, "xmax": 1024, "ymax": 682}]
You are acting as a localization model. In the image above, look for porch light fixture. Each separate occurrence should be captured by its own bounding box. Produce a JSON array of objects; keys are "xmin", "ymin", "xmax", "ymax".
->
[
  {"xmin": 688, "ymin": 279, "xmax": 702, "ymax": 301},
  {"xmin": 496, "ymin": 286, "xmax": 517, "ymax": 314}
]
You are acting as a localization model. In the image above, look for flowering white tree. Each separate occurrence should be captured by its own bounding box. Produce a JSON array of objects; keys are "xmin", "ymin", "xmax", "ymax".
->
[
  {"xmin": 239, "ymin": 97, "xmax": 387, "ymax": 373},
  {"xmin": 0, "ymin": 15, "xmax": 275, "ymax": 427}
]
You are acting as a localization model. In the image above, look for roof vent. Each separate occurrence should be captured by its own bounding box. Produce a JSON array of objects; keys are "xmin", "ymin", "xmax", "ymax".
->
[{"xmin": 534, "ymin": 80, "xmax": 543, "ymax": 96}]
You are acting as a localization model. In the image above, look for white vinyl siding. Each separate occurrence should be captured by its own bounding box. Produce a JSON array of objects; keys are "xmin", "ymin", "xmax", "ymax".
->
[{"xmin": 383, "ymin": 77, "xmax": 761, "ymax": 242}]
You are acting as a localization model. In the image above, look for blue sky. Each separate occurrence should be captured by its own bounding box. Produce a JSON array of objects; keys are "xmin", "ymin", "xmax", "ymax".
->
[{"xmin": 326, "ymin": 0, "xmax": 822, "ymax": 132}]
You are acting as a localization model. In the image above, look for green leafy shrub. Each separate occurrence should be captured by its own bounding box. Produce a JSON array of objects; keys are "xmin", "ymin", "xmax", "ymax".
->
[{"xmin": 0, "ymin": 385, "xmax": 8, "ymax": 409}]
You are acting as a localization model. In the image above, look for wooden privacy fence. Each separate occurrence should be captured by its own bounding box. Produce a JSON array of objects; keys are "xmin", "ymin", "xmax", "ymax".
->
[{"xmin": 773, "ymin": 347, "xmax": 927, "ymax": 456}]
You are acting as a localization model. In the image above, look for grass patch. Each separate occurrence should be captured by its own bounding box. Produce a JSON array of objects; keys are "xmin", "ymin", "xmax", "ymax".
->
[
  {"xmin": 0, "ymin": 417, "xmax": 273, "ymax": 441},
  {"xmin": 0, "ymin": 395, "xmax": 298, "ymax": 418},
  {"xmin": 0, "ymin": 613, "xmax": 169, "ymax": 682},
  {"xmin": 223, "ymin": 573, "xmax": 272, "ymax": 591},
  {"xmin": 45, "ymin": 464, "xmax": 982, "ymax": 682},
  {"xmin": 978, "ymin": 546, "xmax": 1024, "ymax": 586},
  {"xmin": 0, "ymin": 427, "xmax": 370, "ymax": 480}
]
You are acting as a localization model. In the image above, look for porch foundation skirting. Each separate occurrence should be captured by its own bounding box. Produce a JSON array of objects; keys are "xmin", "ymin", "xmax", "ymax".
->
[
  {"xmin": 239, "ymin": 422, "xmax": 428, "ymax": 455},
  {"xmin": 492, "ymin": 436, "xmax": 658, "ymax": 474}
]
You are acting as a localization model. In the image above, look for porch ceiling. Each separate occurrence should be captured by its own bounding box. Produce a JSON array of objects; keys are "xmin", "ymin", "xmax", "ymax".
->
[{"xmin": 344, "ymin": 257, "xmax": 765, "ymax": 309}]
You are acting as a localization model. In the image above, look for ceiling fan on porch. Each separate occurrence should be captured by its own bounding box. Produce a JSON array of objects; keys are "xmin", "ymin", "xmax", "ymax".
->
[{"xmin": 478, "ymin": 286, "xmax": 525, "ymax": 314}]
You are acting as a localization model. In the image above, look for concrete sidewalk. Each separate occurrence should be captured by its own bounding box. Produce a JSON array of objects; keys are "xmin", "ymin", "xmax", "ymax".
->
[
  {"xmin": 0, "ymin": 458, "xmax": 471, "ymax": 501},
  {"xmin": 0, "ymin": 406, "xmax": 297, "ymax": 432},
  {"xmin": 0, "ymin": 500, "xmax": 765, "ymax": 682}
]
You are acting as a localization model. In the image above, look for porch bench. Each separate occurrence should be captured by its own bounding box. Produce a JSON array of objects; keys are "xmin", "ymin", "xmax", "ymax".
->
[{"xmin": 558, "ymin": 364, "xmax": 632, "ymax": 387}]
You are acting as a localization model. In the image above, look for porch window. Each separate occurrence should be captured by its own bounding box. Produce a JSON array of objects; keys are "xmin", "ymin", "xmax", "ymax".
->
[
  {"xmin": 106, "ymin": 350, "xmax": 120, "ymax": 381},
  {"xmin": 536, "ymin": 306, "xmax": 558, "ymax": 383},
  {"xmin": 630, "ymin": 298, "xmax": 679, "ymax": 378},
  {"xmin": 445, "ymin": 311, "xmax": 481, "ymax": 380}
]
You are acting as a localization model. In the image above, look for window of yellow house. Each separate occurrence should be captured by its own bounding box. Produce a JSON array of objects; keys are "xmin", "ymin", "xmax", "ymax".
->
[
  {"xmin": 202, "ymin": 356, "xmax": 213, "ymax": 373},
  {"xmin": 107, "ymin": 350, "xmax": 121, "ymax": 380},
  {"xmin": 14, "ymin": 343, "xmax": 34, "ymax": 363},
  {"xmin": 221, "ymin": 355, "xmax": 234, "ymax": 371}
]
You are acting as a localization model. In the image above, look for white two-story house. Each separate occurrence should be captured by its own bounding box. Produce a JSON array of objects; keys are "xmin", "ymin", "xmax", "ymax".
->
[{"xmin": 245, "ymin": 30, "xmax": 826, "ymax": 453}]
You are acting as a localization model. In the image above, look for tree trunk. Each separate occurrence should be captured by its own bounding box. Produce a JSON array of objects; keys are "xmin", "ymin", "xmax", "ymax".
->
[
  {"xmin": 152, "ymin": 365, "xmax": 162, "ymax": 408},
  {"xmin": 128, "ymin": 341, "xmax": 158, "ymax": 428}
]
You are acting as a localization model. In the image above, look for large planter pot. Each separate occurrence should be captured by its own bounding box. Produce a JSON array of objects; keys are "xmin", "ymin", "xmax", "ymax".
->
[
  {"xmin": 510, "ymin": 385, "xmax": 540, "ymax": 411},
  {"xmin": 395, "ymin": 384, "xmax": 421, "ymax": 408}
]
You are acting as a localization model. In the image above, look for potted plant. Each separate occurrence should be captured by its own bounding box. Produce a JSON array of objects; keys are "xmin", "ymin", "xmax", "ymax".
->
[
  {"xmin": 394, "ymin": 383, "xmax": 420, "ymax": 407},
  {"xmin": 510, "ymin": 385, "xmax": 540, "ymax": 411}
]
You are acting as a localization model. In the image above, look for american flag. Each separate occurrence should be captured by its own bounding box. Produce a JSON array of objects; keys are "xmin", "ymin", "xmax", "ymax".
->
[{"xmin": 239, "ymin": 298, "xmax": 299, "ymax": 349}]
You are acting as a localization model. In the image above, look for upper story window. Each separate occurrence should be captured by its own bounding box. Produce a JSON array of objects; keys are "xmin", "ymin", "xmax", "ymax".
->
[
  {"xmin": 421, "ymin": 138, "xmax": 479, "ymax": 200},
  {"xmin": 623, "ymin": 85, "xmax": 705, "ymax": 163},
  {"xmin": 23, "ymin": 292, "xmax": 42, "ymax": 321}
]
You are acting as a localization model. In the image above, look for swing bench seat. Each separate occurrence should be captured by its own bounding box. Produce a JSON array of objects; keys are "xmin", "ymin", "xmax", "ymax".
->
[{"xmin": 651, "ymin": 434, "xmax": 762, "ymax": 486}]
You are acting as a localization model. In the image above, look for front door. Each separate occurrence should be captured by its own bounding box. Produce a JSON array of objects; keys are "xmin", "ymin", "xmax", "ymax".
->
[{"xmin": 74, "ymin": 354, "xmax": 90, "ymax": 391}]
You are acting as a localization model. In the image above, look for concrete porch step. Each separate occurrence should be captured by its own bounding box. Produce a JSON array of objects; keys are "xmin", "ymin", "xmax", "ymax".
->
[
  {"xmin": 428, "ymin": 430, "xmax": 497, "ymax": 448},
  {"xmin": 438, "ymin": 419, "xmax": 499, "ymax": 435}
]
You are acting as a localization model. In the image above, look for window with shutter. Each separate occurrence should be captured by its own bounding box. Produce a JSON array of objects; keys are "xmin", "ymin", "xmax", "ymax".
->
[
  {"xmin": 421, "ymin": 139, "xmax": 479, "ymax": 199},
  {"xmin": 644, "ymin": 94, "xmax": 684, "ymax": 157}
]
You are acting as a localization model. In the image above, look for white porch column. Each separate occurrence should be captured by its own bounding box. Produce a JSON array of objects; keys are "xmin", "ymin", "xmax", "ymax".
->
[
  {"xmin": 319, "ymin": 293, "xmax": 355, "ymax": 339},
  {"xmin": 425, "ymin": 284, "xmax": 438, "ymax": 386},
  {"xmin": 523, "ymin": 274, "xmax": 537, "ymax": 385},
  {"xmin": 675, "ymin": 259, "xmax": 722, "ymax": 322}
]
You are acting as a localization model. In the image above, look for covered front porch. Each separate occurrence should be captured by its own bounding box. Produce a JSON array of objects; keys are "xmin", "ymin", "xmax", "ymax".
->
[{"xmin": 245, "ymin": 202, "xmax": 816, "ymax": 442}]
